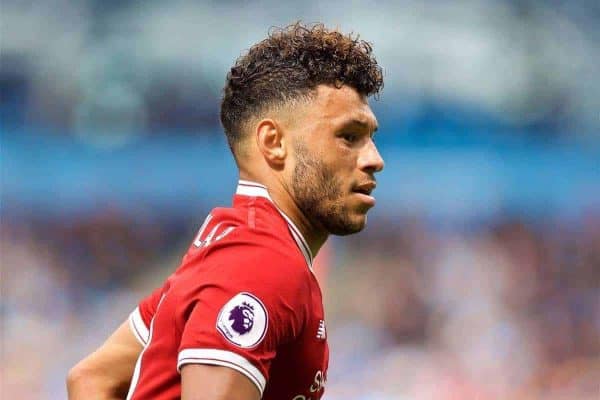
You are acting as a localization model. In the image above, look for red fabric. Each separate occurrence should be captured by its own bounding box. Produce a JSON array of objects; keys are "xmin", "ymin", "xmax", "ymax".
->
[{"xmin": 128, "ymin": 194, "xmax": 329, "ymax": 400}]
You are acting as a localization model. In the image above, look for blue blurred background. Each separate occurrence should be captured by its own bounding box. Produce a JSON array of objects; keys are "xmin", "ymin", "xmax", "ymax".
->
[{"xmin": 1, "ymin": 1, "xmax": 599, "ymax": 399}]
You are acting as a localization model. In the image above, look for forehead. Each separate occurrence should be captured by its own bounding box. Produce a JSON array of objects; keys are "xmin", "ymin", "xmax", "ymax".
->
[{"xmin": 310, "ymin": 85, "xmax": 378, "ymax": 130}]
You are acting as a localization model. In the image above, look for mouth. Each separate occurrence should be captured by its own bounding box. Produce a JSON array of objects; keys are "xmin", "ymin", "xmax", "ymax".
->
[
  {"xmin": 353, "ymin": 187, "xmax": 372, "ymax": 196},
  {"xmin": 352, "ymin": 182, "xmax": 377, "ymax": 206},
  {"xmin": 352, "ymin": 182, "xmax": 376, "ymax": 196}
]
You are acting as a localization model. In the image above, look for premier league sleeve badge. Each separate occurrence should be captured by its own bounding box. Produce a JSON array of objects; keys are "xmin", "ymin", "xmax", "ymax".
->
[{"xmin": 216, "ymin": 292, "xmax": 268, "ymax": 348}]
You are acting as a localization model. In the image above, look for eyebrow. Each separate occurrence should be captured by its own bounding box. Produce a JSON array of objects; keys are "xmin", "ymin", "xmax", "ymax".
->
[{"xmin": 340, "ymin": 118, "xmax": 379, "ymax": 134}]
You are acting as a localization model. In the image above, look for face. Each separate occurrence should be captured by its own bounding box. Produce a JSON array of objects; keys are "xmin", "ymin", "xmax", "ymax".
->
[{"xmin": 288, "ymin": 85, "xmax": 384, "ymax": 235}]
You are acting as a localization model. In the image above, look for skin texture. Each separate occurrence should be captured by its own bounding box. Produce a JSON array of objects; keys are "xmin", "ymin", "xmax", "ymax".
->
[
  {"xmin": 67, "ymin": 84, "xmax": 384, "ymax": 400},
  {"xmin": 180, "ymin": 365, "xmax": 260, "ymax": 400},
  {"xmin": 67, "ymin": 321, "xmax": 259, "ymax": 400},
  {"xmin": 67, "ymin": 320, "xmax": 143, "ymax": 400},
  {"xmin": 292, "ymin": 138, "xmax": 350, "ymax": 234},
  {"xmin": 240, "ymin": 84, "xmax": 384, "ymax": 252}
]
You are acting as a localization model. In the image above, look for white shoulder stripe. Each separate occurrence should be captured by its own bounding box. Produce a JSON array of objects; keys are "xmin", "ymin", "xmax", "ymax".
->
[
  {"xmin": 177, "ymin": 348, "xmax": 266, "ymax": 395},
  {"xmin": 128, "ymin": 307, "xmax": 149, "ymax": 346}
]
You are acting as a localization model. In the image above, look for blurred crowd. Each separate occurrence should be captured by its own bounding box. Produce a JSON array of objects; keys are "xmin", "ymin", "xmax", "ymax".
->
[
  {"xmin": 1, "ymin": 207, "xmax": 193, "ymax": 398},
  {"xmin": 2, "ymin": 207, "xmax": 599, "ymax": 399},
  {"xmin": 2, "ymin": 0, "xmax": 599, "ymax": 399},
  {"xmin": 2, "ymin": 0, "xmax": 600, "ymax": 143},
  {"xmin": 326, "ymin": 214, "xmax": 600, "ymax": 399}
]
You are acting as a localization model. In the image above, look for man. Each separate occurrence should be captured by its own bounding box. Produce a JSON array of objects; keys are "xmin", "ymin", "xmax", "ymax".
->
[{"xmin": 67, "ymin": 22, "xmax": 384, "ymax": 400}]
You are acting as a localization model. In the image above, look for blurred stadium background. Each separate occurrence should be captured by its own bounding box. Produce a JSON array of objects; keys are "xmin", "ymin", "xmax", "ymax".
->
[{"xmin": 2, "ymin": 0, "xmax": 599, "ymax": 399}]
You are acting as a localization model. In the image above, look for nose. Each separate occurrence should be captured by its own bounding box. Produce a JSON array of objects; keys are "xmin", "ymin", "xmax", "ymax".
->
[{"xmin": 358, "ymin": 139, "xmax": 384, "ymax": 173}]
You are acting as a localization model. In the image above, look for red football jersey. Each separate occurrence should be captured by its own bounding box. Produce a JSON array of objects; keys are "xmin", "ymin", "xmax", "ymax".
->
[{"xmin": 126, "ymin": 181, "xmax": 329, "ymax": 400}]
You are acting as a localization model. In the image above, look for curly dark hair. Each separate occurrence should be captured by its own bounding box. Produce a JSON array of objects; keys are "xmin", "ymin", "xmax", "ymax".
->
[{"xmin": 220, "ymin": 22, "xmax": 384, "ymax": 155}]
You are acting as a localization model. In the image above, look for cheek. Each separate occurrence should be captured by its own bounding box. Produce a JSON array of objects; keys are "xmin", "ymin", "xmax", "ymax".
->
[
  {"xmin": 327, "ymin": 145, "xmax": 358, "ymax": 174},
  {"xmin": 340, "ymin": 144, "xmax": 362, "ymax": 169}
]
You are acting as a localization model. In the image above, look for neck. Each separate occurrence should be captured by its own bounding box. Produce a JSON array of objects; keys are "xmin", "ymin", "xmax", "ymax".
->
[{"xmin": 239, "ymin": 172, "xmax": 328, "ymax": 257}]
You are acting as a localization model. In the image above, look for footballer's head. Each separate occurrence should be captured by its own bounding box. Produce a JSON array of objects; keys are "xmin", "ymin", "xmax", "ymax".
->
[{"xmin": 221, "ymin": 22, "xmax": 384, "ymax": 235}]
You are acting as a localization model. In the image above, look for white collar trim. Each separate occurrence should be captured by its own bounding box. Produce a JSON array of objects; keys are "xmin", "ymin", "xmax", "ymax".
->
[
  {"xmin": 236, "ymin": 180, "xmax": 313, "ymax": 268},
  {"xmin": 236, "ymin": 180, "xmax": 273, "ymax": 200}
]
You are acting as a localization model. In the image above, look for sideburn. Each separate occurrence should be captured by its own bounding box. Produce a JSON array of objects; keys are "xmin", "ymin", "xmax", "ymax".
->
[{"xmin": 291, "ymin": 140, "xmax": 346, "ymax": 232}]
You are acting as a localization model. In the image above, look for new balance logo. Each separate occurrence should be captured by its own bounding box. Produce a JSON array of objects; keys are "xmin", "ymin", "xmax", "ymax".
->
[{"xmin": 316, "ymin": 320, "xmax": 326, "ymax": 340}]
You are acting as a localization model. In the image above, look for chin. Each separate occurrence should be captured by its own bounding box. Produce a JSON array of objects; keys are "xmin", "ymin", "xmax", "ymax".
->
[{"xmin": 327, "ymin": 215, "xmax": 367, "ymax": 236}]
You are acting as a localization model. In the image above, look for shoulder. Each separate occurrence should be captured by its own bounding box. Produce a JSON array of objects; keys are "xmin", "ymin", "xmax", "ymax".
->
[
  {"xmin": 204, "ymin": 232, "xmax": 311, "ymax": 338},
  {"xmin": 187, "ymin": 205, "xmax": 308, "ymax": 274},
  {"xmin": 178, "ymin": 205, "xmax": 311, "ymax": 297},
  {"xmin": 209, "ymin": 225, "xmax": 310, "ymax": 286}
]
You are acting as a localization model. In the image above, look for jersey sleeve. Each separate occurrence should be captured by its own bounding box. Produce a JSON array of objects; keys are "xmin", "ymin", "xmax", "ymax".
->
[
  {"xmin": 129, "ymin": 283, "xmax": 167, "ymax": 346},
  {"xmin": 177, "ymin": 241, "xmax": 309, "ymax": 396}
]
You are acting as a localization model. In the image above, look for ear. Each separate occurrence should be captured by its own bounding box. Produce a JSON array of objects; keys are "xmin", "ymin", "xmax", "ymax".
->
[{"xmin": 255, "ymin": 118, "xmax": 286, "ymax": 166}]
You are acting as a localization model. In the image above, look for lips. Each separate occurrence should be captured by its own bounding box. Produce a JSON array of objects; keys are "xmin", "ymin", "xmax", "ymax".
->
[{"xmin": 352, "ymin": 182, "xmax": 376, "ymax": 196}]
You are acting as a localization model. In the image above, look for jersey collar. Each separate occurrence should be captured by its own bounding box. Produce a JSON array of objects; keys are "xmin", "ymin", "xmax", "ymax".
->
[{"xmin": 237, "ymin": 180, "xmax": 314, "ymax": 268}]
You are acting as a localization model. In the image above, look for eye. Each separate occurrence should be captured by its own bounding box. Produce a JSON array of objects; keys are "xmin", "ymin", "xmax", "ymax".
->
[{"xmin": 341, "ymin": 133, "xmax": 359, "ymax": 144}]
